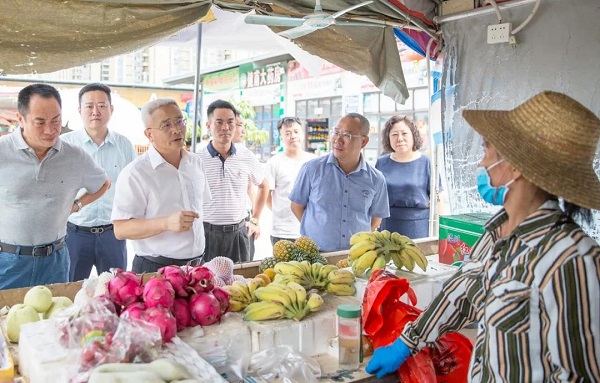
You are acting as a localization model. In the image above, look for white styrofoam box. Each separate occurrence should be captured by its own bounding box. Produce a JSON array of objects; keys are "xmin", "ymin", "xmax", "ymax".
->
[
  {"xmin": 18, "ymin": 319, "xmax": 78, "ymax": 383},
  {"xmin": 353, "ymin": 258, "xmax": 458, "ymax": 310}
]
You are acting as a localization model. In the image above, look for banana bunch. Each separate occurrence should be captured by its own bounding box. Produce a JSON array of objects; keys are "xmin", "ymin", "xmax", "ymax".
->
[
  {"xmin": 348, "ymin": 230, "xmax": 428, "ymax": 276},
  {"xmin": 223, "ymin": 278, "xmax": 265, "ymax": 312},
  {"xmin": 243, "ymin": 282, "xmax": 324, "ymax": 321},
  {"xmin": 273, "ymin": 261, "xmax": 356, "ymax": 296}
]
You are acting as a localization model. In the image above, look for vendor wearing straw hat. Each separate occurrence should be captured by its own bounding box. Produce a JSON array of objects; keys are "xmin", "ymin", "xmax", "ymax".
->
[{"xmin": 366, "ymin": 91, "xmax": 600, "ymax": 382}]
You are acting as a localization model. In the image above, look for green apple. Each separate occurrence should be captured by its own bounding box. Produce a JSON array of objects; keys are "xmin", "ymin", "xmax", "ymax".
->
[
  {"xmin": 24, "ymin": 285, "xmax": 53, "ymax": 313},
  {"xmin": 6, "ymin": 304, "xmax": 40, "ymax": 343},
  {"xmin": 43, "ymin": 296, "xmax": 74, "ymax": 319}
]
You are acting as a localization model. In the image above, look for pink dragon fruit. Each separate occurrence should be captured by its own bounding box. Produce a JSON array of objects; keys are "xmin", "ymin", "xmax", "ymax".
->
[
  {"xmin": 158, "ymin": 265, "xmax": 190, "ymax": 298},
  {"xmin": 143, "ymin": 276, "xmax": 175, "ymax": 309},
  {"xmin": 142, "ymin": 306, "xmax": 177, "ymax": 342},
  {"xmin": 171, "ymin": 298, "xmax": 195, "ymax": 331},
  {"xmin": 106, "ymin": 269, "xmax": 143, "ymax": 307},
  {"xmin": 189, "ymin": 292, "xmax": 221, "ymax": 326},
  {"xmin": 187, "ymin": 266, "xmax": 215, "ymax": 294},
  {"xmin": 121, "ymin": 302, "xmax": 146, "ymax": 320},
  {"xmin": 210, "ymin": 286, "xmax": 231, "ymax": 315}
]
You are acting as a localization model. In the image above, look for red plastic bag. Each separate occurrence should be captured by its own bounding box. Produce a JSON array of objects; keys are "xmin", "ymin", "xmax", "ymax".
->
[{"xmin": 361, "ymin": 269, "xmax": 473, "ymax": 383}]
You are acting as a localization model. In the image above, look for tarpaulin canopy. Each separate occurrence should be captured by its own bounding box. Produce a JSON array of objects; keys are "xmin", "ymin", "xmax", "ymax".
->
[{"xmin": 0, "ymin": 0, "xmax": 439, "ymax": 104}]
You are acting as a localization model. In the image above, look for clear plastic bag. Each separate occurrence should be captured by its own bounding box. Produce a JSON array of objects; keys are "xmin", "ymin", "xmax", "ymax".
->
[{"xmin": 248, "ymin": 345, "xmax": 321, "ymax": 383}]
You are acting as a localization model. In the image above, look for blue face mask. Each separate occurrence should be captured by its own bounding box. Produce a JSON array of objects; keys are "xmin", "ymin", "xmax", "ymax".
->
[{"xmin": 476, "ymin": 159, "xmax": 514, "ymax": 205}]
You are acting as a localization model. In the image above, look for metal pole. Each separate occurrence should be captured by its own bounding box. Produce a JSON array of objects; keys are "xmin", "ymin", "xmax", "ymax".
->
[
  {"xmin": 190, "ymin": 22, "xmax": 203, "ymax": 153},
  {"xmin": 426, "ymin": 38, "xmax": 436, "ymax": 239}
]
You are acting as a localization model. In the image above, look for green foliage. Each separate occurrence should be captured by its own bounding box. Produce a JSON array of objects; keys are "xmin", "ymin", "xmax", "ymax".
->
[
  {"xmin": 182, "ymin": 110, "xmax": 202, "ymax": 144},
  {"xmin": 230, "ymin": 99, "xmax": 269, "ymax": 146}
]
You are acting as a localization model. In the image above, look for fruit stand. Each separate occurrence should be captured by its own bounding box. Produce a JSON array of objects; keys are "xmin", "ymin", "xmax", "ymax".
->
[{"xmin": 0, "ymin": 236, "xmax": 465, "ymax": 383}]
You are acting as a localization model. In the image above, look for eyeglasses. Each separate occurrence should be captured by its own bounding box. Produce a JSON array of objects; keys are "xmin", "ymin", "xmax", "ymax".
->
[
  {"xmin": 150, "ymin": 118, "xmax": 186, "ymax": 132},
  {"xmin": 330, "ymin": 128, "xmax": 366, "ymax": 142}
]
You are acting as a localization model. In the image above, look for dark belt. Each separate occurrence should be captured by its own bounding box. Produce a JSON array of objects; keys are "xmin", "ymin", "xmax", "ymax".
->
[
  {"xmin": 0, "ymin": 237, "xmax": 66, "ymax": 257},
  {"xmin": 137, "ymin": 254, "xmax": 201, "ymax": 267},
  {"xmin": 203, "ymin": 220, "xmax": 246, "ymax": 232},
  {"xmin": 68, "ymin": 222, "xmax": 113, "ymax": 234}
]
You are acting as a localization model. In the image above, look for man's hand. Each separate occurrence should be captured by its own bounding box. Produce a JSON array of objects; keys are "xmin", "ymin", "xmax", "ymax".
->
[
  {"xmin": 164, "ymin": 210, "xmax": 199, "ymax": 232},
  {"xmin": 365, "ymin": 337, "xmax": 412, "ymax": 379},
  {"xmin": 247, "ymin": 221, "xmax": 260, "ymax": 239}
]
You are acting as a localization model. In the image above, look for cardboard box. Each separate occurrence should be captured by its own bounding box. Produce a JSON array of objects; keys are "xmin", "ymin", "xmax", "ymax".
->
[
  {"xmin": 441, "ymin": 0, "xmax": 476, "ymax": 15},
  {"xmin": 438, "ymin": 213, "xmax": 492, "ymax": 264}
]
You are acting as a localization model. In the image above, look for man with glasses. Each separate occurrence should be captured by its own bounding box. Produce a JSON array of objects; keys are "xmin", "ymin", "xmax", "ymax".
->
[
  {"xmin": 199, "ymin": 100, "xmax": 268, "ymax": 263},
  {"xmin": 289, "ymin": 113, "xmax": 389, "ymax": 251},
  {"xmin": 61, "ymin": 83, "xmax": 137, "ymax": 281},
  {"xmin": 266, "ymin": 117, "xmax": 316, "ymax": 245},
  {"xmin": 111, "ymin": 98, "xmax": 211, "ymax": 273},
  {"xmin": 0, "ymin": 84, "xmax": 110, "ymax": 289}
]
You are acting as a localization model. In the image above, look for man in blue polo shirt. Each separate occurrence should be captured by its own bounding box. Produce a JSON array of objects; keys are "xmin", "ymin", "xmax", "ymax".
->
[
  {"xmin": 61, "ymin": 84, "xmax": 137, "ymax": 281},
  {"xmin": 0, "ymin": 84, "xmax": 109, "ymax": 289},
  {"xmin": 289, "ymin": 113, "xmax": 389, "ymax": 252}
]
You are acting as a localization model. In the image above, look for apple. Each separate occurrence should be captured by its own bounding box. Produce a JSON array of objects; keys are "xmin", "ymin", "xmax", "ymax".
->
[
  {"xmin": 24, "ymin": 285, "xmax": 53, "ymax": 313},
  {"xmin": 43, "ymin": 296, "xmax": 74, "ymax": 319},
  {"xmin": 6, "ymin": 304, "xmax": 40, "ymax": 343}
]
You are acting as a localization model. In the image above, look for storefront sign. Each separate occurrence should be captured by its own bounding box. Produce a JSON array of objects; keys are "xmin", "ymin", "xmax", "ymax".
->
[
  {"xmin": 240, "ymin": 62, "xmax": 286, "ymax": 89},
  {"xmin": 202, "ymin": 68, "xmax": 240, "ymax": 93}
]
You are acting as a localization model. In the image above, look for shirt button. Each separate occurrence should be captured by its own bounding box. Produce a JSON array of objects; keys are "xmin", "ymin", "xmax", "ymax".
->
[
  {"xmin": 344, "ymin": 190, "xmax": 348, "ymax": 193},
  {"xmin": 343, "ymin": 205, "xmax": 346, "ymax": 208},
  {"xmin": 343, "ymin": 220, "xmax": 346, "ymax": 222},
  {"xmin": 342, "ymin": 235, "xmax": 346, "ymax": 238}
]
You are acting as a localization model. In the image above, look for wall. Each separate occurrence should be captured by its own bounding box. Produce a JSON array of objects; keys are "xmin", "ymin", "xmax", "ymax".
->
[{"xmin": 440, "ymin": 0, "xmax": 600, "ymax": 238}]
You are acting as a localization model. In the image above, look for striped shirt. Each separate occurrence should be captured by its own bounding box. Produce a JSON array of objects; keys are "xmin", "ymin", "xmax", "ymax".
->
[
  {"xmin": 200, "ymin": 142, "xmax": 265, "ymax": 224},
  {"xmin": 400, "ymin": 200, "xmax": 600, "ymax": 382}
]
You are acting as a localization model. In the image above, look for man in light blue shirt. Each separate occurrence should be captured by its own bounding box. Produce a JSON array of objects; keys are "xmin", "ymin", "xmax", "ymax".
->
[
  {"xmin": 61, "ymin": 84, "xmax": 137, "ymax": 281},
  {"xmin": 289, "ymin": 113, "xmax": 390, "ymax": 252}
]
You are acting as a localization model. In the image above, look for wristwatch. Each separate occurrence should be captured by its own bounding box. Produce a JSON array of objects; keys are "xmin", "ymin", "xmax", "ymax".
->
[
  {"xmin": 74, "ymin": 199, "xmax": 83, "ymax": 211},
  {"xmin": 249, "ymin": 217, "xmax": 259, "ymax": 225}
]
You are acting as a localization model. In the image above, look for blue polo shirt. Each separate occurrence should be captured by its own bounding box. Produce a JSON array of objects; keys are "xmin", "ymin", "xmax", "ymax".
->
[{"xmin": 289, "ymin": 153, "xmax": 389, "ymax": 252}]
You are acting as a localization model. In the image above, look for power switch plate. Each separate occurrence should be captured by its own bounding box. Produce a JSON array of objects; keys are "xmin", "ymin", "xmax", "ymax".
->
[{"xmin": 487, "ymin": 23, "xmax": 512, "ymax": 44}]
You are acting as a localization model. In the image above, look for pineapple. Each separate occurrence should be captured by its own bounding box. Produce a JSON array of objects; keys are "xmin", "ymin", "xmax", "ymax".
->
[
  {"xmin": 295, "ymin": 236, "xmax": 320, "ymax": 258},
  {"xmin": 310, "ymin": 254, "xmax": 328, "ymax": 265},
  {"xmin": 273, "ymin": 240, "xmax": 299, "ymax": 262},
  {"xmin": 259, "ymin": 256, "xmax": 278, "ymax": 273},
  {"xmin": 336, "ymin": 258, "xmax": 350, "ymax": 269}
]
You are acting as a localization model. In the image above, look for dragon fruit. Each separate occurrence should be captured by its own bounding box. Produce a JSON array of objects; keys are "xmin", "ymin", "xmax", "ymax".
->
[
  {"xmin": 189, "ymin": 292, "xmax": 221, "ymax": 326},
  {"xmin": 143, "ymin": 277, "xmax": 175, "ymax": 309},
  {"xmin": 210, "ymin": 286, "xmax": 231, "ymax": 315},
  {"xmin": 142, "ymin": 306, "xmax": 177, "ymax": 342},
  {"xmin": 187, "ymin": 266, "xmax": 215, "ymax": 294},
  {"xmin": 121, "ymin": 302, "xmax": 146, "ymax": 320},
  {"xmin": 171, "ymin": 298, "xmax": 195, "ymax": 331},
  {"xmin": 158, "ymin": 265, "xmax": 190, "ymax": 298},
  {"xmin": 106, "ymin": 269, "xmax": 143, "ymax": 307}
]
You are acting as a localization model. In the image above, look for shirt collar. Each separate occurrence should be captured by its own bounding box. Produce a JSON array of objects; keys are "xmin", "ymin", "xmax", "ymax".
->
[
  {"xmin": 80, "ymin": 128, "xmax": 115, "ymax": 145},
  {"xmin": 12, "ymin": 127, "xmax": 62, "ymax": 151},
  {"xmin": 147, "ymin": 144, "xmax": 189, "ymax": 169},
  {"xmin": 484, "ymin": 200, "xmax": 565, "ymax": 248},
  {"xmin": 207, "ymin": 140, "xmax": 236, "ymax": 157},
  {"xmin": 326, "ymin": 152, "xmax": 368, "ymax": 173}
]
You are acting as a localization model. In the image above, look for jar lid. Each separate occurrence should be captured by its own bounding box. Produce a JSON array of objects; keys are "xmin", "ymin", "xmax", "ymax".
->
[{"xmin": 337, "ymin": 304, "xmax": 361, "ymax": 318}]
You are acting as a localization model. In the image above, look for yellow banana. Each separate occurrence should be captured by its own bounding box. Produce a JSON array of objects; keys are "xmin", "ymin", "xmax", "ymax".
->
[
  {"xmin": 326, "ymin": 283, "xmax": 356, "ymax": 296},
  {"xmin": 397, "ymin": 250, "xmax": 415, "ymax": 271},
  {"xmin": 243, "ymin": 301, "xmax": 286, "ymax": 321},
  {"xmin": 273, "ymin": 274, "xmax": 301, "ymax": 285},
  {"xmin": 348, "ymin": 240, "xmax": 379, "ymax": 261},
  {"xmin": 391, "ymin": 232, "xmax": 411, "ymax": 247},
  {"xmin": 389, "ymin": 250, "xmax": 405, "ymax": 269},
  {"xmin": 380, "ymin": 229, "xmax": 391, "ymax": 241},
  {"xmin": 253, "ymin": 285, "xmax": 292, "ymax": 307},
  {"xmin": 306, "ymin": 293, "xmax": 324, "ymax": 312},
  {"xmin": 274, "ymin": 262, "xmax": 305, "ymax": 278},
  {"xmin": 371, "ymin": 230, "xmax": 385, "ymax": 242},
  {"xmin": 287, "ymin": 282, "xmax": 307, "ymax": 304},
  {"xmin": 371, "ymin": 254, "xmax": 388, "ymax": 271},
  {"xmin": 352, "ymin": 249, "xmax": 379, "ymax": 276},
  {"xmin": 327, "ymin": 269, "xmax": 356, "ymax": 284},
  {"xmin": 404, "ymin": 244, "xmax": 428, "ymax": 271},
  {"xmin": 247, "ymin": 278, "xmax": 262, "ymax": 295},
  {"xmin": 349, "ymin": 231, "xmax": 377, "ymax": 246},
  {"xmin": 318, "ymin": 264, "xmax": 339, "ymax": 280},
  {"xmin": 299, "ymin": 261, "xmax": 312, "ymax": 275},
  {"xmin": 228, "ymin": 299, "xmax": 247, "ymax": 312},
  {"xmin": 309, "ymin": 262, "xmax": 321, "ymax": 279},
  {"xmin": 223, "ymin": 285, "xmax": 249, "ymax": 303},
  {"xmin": 231, "ymin": 281, "xmax": 253, "ymax": 302}
]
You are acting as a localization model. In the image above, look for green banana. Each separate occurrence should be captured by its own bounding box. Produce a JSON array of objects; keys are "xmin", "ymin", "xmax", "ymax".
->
[
  {"xmin": 389, "ymin": 250, "xmax": 405, "ymax": 269},
  {"xmin": 391, "ymin": 232, "xmax": 412, "ymax": 246},
  {"xmin": 352, "ymin": 249, "xmax": 379, "ymax": 276},
  {"xmin": 397, "ymin": 250, "xmax": 415, "ymax": 271},
  {"xmin": 327, "ymin": 269, "xmax": 356, "ymax": 284},
  {"xmin": 371, "ymin": 254, "xmax": 388, "ymax": 271},
  {"xmin": 404, "ymin": 244, "xmax": 428, "ymax": 271},
  {"xmin": 325, "ymin": 283, "xmax": 356, "ymax": 296},
  {"xmin": 243, "ymin": 301, "xmax": 286, "ymax": 321}
]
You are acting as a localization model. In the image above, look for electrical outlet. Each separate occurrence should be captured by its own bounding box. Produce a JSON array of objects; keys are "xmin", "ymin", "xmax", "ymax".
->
[{"xmin": 487, "ymin": 23, "xmax": 512, "ymax": 44}]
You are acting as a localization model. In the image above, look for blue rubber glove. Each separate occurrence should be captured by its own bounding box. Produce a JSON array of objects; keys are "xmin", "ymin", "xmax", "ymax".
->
[{"xmin": 365, "ymin": 337, "xmax": 412, "ymax": 379}]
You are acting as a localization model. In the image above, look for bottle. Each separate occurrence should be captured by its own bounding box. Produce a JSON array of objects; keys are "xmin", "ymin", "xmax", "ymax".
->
[{"xmin": 337, "ymin": 304, "xmax": 362, "ymax": 370}]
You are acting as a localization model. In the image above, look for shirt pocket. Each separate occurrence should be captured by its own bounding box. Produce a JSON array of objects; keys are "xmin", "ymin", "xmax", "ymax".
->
[
  {"xmin": 487, "ymin": 280, "xmax": 531, "ymax": 334},
  {"xmin": 349, "ymin": 188, "xmax": 375, "ymax": 215}
]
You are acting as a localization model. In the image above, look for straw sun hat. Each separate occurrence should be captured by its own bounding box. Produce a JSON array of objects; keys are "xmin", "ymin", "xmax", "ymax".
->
[{"xmin": 463, "ymin": 91, "xmax": 600, "ymax": 210}]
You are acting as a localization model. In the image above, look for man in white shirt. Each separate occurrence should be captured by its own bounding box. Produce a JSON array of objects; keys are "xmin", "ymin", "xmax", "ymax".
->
[
  {"xmin": 111, "ymin": 98, "xmax": 211, "ymax": 273},
  {"xmin": 61, "ymin": 83, "xmax": 137, "ymax": 281},
  {"xmin": 199, "ymin": 100, "xmax": 268, "ymax": 263},
  {"xmin": 266, "ymin": 117, "xmax": 316, "ymax": 245}
]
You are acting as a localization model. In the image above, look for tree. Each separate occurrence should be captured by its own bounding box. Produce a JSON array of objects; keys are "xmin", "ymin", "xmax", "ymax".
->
[{"xmin": 230, "ymin": 99, "xmax": 269, "ymax": 147}]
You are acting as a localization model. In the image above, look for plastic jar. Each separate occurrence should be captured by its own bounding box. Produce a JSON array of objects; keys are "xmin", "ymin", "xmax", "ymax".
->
[{"xmin": 337, "ymin": 304, "xmax": 362, "ymax": 370}]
